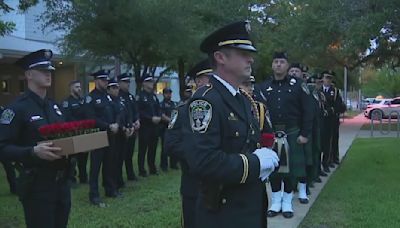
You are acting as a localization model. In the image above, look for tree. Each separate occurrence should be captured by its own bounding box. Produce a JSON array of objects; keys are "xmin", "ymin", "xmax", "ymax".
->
[
  {"xmin": 362, "ymin": 66, "xmax": 400, "ymax": 98},
  {"xmin": 0, "ymin": 0, "xmax": 40, "ymax": 36}
]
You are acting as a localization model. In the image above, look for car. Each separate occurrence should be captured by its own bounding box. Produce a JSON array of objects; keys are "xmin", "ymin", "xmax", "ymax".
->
[{"xmin": 364, "ymin": 98, "xmax": 400, "ymax": 119}]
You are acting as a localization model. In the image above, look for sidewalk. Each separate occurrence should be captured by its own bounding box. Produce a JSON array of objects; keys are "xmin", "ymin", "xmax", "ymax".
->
[{"xmin": 267, "ymin": 114, "xmax": 366, "ymax": 228}]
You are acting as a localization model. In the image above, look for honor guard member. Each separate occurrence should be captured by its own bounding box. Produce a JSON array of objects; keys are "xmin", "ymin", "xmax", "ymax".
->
[
  {"xmin": 307, "ymin": 75, "xmax": 327, "ymax": 183},
  {"xmin": 0, "ymin": 106, "xmax": 17, "ymax": 194},
  {"xmin": 288, "ymin": 63, "xmax": 314, "ymax": 204},
  {"xmin": 182, "ymin": 21, "xmax": 279, "ymax": 228},
  {"xmin": 0, "ymin": 49, "xmax": 72, "ymax": 227},
  {"xmin": 159, "ymin": 87, "xmax": 178, "ymax": 171},
  {"xmin": 117, "ymin": 73, "xmax": 140, "ymax": 181},
  {"xmin": 62, "ymin": 80, "xmax": 88, "ymax": 184},
  {"xmin": 107, "ymin": 78, "xmax": 130, "ymax": 192},
  {"xmin": 258, "ymin": 52, "xmax": 313, "ymax": 218},
  {"xmin": 137, "ymin": 74, "xmax": 162, "ymax": 177},
  {"xmin": 164, "ymin": 59, "xmax": 212, "ymax": 228},
  {"xmin": 321, "ymin": 71, "xmax": 345, "ymax": 172},
  {"xmin": 85, "ymin": 69, "xmax": 119, "ymax": 206}
]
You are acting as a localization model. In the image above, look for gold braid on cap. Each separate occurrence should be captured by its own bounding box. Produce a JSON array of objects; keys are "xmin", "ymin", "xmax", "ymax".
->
[{"xmin": 239, "ymin": 88, "xmax": 259, "ymax": 123}]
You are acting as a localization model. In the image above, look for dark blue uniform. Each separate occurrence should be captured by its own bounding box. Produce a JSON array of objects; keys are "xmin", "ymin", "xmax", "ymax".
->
[
  {"xmin": 164, "ymin": 102, "xmax": 199, "ymax": 228},
  {"xmin": 159, "ymin": 99, "xmax": 177, "ymax": 170},
  {"xmin": 119, "ymin": 90, "xmax": 139, "ymax": 180},
  {"xmin": 0, "ymin": 106, "xmax": 16, "ymax": 194},
  {"xmin": 62, "ymin": 95, "xmax": 88, "ymax": 183},
  {"xmin": 137, "ymin": 90, "xmax": 161, "ymax": 176},
  {"xmin": 0, "ymin": 89, "xmax": 71, "ymax": 228},
  {"xmin": 182, "ymin": 76, "xmax": 267, "ymax": 228},
  {"xmin": 85, "ymin": 88, "xmax": 117, "ymax": 200}
]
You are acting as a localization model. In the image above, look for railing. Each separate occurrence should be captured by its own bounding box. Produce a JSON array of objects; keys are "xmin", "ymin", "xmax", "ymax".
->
[{"xmin": 370, "ymin": 110, "xmax": 400, "ymax": 137}]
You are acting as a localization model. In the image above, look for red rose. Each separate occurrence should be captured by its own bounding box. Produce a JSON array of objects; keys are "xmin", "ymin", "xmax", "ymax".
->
[
  {"xmin": 38, "ymin": 125, "xmax": 50, "ymax": 137},
  {"xmin": 260, "ymin": 133, "xmax": 275, "ymax": 148}
]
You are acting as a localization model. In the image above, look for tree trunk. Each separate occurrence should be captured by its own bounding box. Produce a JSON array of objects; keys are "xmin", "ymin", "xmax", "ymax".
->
[{"xmin": 178, "ymin": 58, "xmax": 185, "ymax": 100}]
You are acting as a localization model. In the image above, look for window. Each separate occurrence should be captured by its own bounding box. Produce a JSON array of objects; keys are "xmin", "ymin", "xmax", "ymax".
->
[
  {"xmin": 156, "ymin": 81, "xmax": 170, "ymax": 94},
  {"xmin": 1, "ymin": 79, "xmax": 9, "ymax": 93},
  {"xmin": 391, "ymin": 99, "xmax": 400, "ymax": 105}
]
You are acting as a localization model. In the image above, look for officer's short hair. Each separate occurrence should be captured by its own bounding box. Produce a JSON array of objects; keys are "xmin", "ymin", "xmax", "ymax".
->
[
  {"xmin": 208, "ymin": 48, "xmax": 232, "ymax": 69},
  {"xmin": 69, "ymin": 80, "xmax": 81, "ymax": 87}
]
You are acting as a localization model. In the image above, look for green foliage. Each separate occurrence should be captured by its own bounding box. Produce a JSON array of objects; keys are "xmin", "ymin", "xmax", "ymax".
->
[{"xmin": 362, "ymin": 66, "xmax": 400, "ymax": 97}]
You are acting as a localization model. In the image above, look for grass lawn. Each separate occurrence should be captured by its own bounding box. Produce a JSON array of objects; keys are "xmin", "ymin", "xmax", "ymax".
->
[
  {"xmin": 0, "ymin": 143, "xmax": 182, "ymax": 228},
  {"xmin": 300, "ymin": 138, "xmax": 400, "ymax": 228}
]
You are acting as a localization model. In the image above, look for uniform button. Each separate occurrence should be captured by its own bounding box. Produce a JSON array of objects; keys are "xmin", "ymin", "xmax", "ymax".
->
[
  {"xmin": 246, "ymin": 140, "xmax": 250, "ymax": 143},
  {"xmin": 257, "ymin": 143, "xmax": 261, "ymax": 148},
  {"xmin": 235, "ymin": 132, "xmax": 239, "ymax": 137},
  {"xmin": 251, "ymin": 130, "xmax": 255, "ymax": 135},
  {"xmin": 278, "ymin": 90, "xmax": 281, "ymax": 93},
  {"xmin": 278, "ymin": 98, "xmax": 281, "ymax": 101},
  {"xmin": 222, "ymin": 198, "xmax": 227, "ymax": 204}
]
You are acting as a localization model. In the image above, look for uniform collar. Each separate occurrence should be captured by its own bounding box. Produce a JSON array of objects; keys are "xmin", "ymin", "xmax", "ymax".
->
[
  {"xmin": 213, "ymin": 74, "xmax": 239, "ymax": 96},
  {"xmin": 272, "ymin": 75, "xmax": 288, "ymax": 83},
  {"xmin": 323, "ymin": 85, "xmax": 331, "ymax": 91},
  {"xmin": 25, "ymin": 89, "xmax": 48, "ymax": 107}
]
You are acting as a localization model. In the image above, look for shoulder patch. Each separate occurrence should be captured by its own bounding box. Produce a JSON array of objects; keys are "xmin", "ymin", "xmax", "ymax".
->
[
  {"xmin": 189, "ymin": 100, "xmax": 212, "ymax": 133},
  {"xmin": 0, "ymin": 109, "xmax": 15, "ymax": 124},
  {"xmin": 85, "ymin": 96, "xmax": 92, "ymax": 104},
  {"xmin": 301, "ymin": 82, "xmax": 310, "ymax": 95},
  {"xmin": 62, "ymin": 101, "xmax": 69, "ymax": 108},
  {"xmin": 168, "ymin": 109, "xmax": 179, "ymax": 129}
]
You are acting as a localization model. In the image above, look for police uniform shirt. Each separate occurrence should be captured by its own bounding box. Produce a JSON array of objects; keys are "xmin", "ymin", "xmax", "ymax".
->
[
  {"xmin": 119, "ymin": 90, "xmax": 138, "ymax": 124},
  {"xmin": 85, "ymin": 88, "xmax": 115, "ymax": 130},
  {"xmin": 137, "ymin": 90, "xmax": 161, "ymax": 125},
  {"xmin": 323, "ymin": 86, "xmax": 344, "ymax": 116},
  {"xmin": 259, "ymin": 76, "xmax": 314, "ymax": 137},
  {"xmin": 62, "ymin": 95, "xmax": 85, "ymax": 121},
  {"xmin": 0, "ymin": 89, "xmax": 65, "ymax": 166},
  {"xmin": 160, "ymin": 99, "xmax": 176, "ymax": 127},
  {"xmin": 110, "ymin": 95, "xmax": 128, "ymax": 128}
]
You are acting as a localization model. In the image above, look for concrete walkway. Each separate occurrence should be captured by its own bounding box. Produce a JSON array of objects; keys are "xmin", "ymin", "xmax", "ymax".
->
[{"xmin": 267, "ymin": 114, "xmax": 367, "ymax": 228}]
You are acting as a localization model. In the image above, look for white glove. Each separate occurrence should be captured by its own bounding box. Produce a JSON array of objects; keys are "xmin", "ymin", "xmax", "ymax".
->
[{"xmin": 253, "ymin": 148, "xmax": 280, "ymax": 181}]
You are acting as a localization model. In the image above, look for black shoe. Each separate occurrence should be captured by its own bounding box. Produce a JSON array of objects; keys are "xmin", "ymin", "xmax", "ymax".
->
[
  {"xmin": 334, "ymin": 160, "xmax": 340, "ymax": 165},
  {"xmin": 314, "ymin": 177, "xmax": 322, "ymax": 183},
  {"xmin": 323, "ymin": 166, "xmax": 331, "ymax": 173},
  {"xmin": 267, "ymin": 210, "xmax": 280, "ymax": 217},
  {"xmin": 161, "ymin": 167, "xmax": 168, "ymax": 172},
  {"xmin": 150, "ymin": 170, "xmax": 159, "ymax": 175},
  {"xmin": 127, "ymin": 175, "xmax": 138, "ymax": 181},
  {"xmin": 170, "ymin": 165, "xmax": 179, "ymax": 170},
  {"xmin": 299, "ymin": 198, "xmax": 309, "ymax": 204},
  {"xmin": 319, "ymin": 171, "xmax": 328, "ymax": 177},
  {"xmin": 80, "ymin": 179, "xmax": 88, "ymax": 184},
  {"xmin": 282, "ymin": 211, "xmax": 294, "ymax": 218},
  {"xmin": 117, "ymin": 182, "xmax": 126, "ymax": 189},
  {"xmin": 139, "ymin": 171, "xmax": 148, "ymax": 177},
  {"xmin": 90, "ymin": 198, "xmax": 107, "ymax": 207},
  {"xmin": 329, "ymin": 164, "xmax": 335, "ymax": 168}
]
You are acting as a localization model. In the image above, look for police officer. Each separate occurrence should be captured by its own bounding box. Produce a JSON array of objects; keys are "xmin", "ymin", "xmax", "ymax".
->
[
  {"xmin": 137, "ymin": 74, "xmax": 161, "ymax": 177},
  {"xmin": 159, "ymin": 87, "xmax": 177, "ymax": 171},
  {"xmin": 107, "ymin": 78, "xmax": 131, "ymax": 191},
  {"xmin": 85, "ymin": 70, "xmax": 119, "ymax": 206},
  {"xmin": 182, "ymin": 21, "xmax": 279, "ymax": 228},
  {"xmin": 321, "ymin": 71, "xmax": 345, "ymax": 172},
  {"xmin": 117, "ymin": 73, "xmax": 140, "ymax": 181},
  {"xmin": 257, "ymin": 52, "xmax": 313, "ymax": 218},
  {"xmin": 288, "ymin": 63, "xmax": 314, "ymax": 204},
  {"xmin": 164, "ymin": 59, "xmax": 212, "ymax": 228},
  {"xmin": 0, "ymin": 49, "xmax": 71, "ymax": 227},
  {"xmin": 0, "ymin": 105, "xmax": 16, "ymax": 194},
  {"xmin": 62, "ymin": 80, "xmax": 88, "ymax": 184}
]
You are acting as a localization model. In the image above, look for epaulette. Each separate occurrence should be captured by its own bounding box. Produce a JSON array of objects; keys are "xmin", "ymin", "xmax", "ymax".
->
[{"xmin": 193, "ymin": 83, "xmax": 214, "ymax": 97}]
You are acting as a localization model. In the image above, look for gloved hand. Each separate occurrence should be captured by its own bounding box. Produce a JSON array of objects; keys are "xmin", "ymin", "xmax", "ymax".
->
[{"xmin": 253, "ymin": 148, "xmax": 280, "ymax": 181}]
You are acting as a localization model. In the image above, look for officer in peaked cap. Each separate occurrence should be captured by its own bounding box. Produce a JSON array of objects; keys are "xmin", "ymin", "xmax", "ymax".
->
[
  {"xmin": 257, "ymin": 52, "xmax": 313, "ymax": 218},
  {"xmin": 137, "ymin": 74, "xmax": 161, "ymax": 177},
  {"xmin": 117, "ymin": 73, "xmax": 140, "ymax": 181},
  {"xmin": 182, "ymin": 21, "xmax": 279, "ymax": 227},
  {"xmin": 186, "ymin": 59, "xmax": 213, "ymax": 90},
  {"xmin": 288, "ymin": 63, "xmax": 304, "ymax": 79},
  {"xmin": 85, "ymin": 69, "xmax": 120, "ymax": 206},
  {"xmin": 0, "ymin": 49, "xmax": 73, "ymax": 227}
]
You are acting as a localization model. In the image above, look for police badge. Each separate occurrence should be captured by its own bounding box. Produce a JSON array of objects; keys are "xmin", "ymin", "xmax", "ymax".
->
[
  {"xmin": 168, "ymin": 110, "xmax": 179, "ymax": 129},
  {"xmin": 189, "ymin": 100, "xmax": 212, "ymax": 133}
]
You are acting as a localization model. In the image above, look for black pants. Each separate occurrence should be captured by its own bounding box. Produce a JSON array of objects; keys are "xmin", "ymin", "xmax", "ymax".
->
[
  {"xmin": 138, "ymin": 125, "xmax": 159, "ymax": 173},
  {"xmin": 160, "ymin": 127, "xmax": 178, "ymax": 170},
  {"xmin": 332, "ymin": 117, "xmax": 340, "ymax": 162},
  {"xmin": 89, "ymin": 145, "xmax": 116, "ymax": 199},
  {"xmin": 1, "ymin": 160, "xmax": 16, "ymax": 193},
  {"xmin": 70, "ymin": 153, "xmax": 88, "ymax": 183},
  {"xmin": 270, "ymin": 175, "xmax": 294, "ymax": 193},
  {"xmin": 322, "ymin": 116, "xmax": 334, "ymax": 167},
  {"xmin": 116, "ymin": 133, "xmax": 126, "ymax": 189},
  {"xmin": 124, "ymin": 134, "xmax": 137, "ymax": 179},
  {"xmin": 22, "ymin": 173, "xmax": 71, "ymax": 228},
  {"xmin": 182, "ymin": 196, "xmax": 196, "ymax": 228}
]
